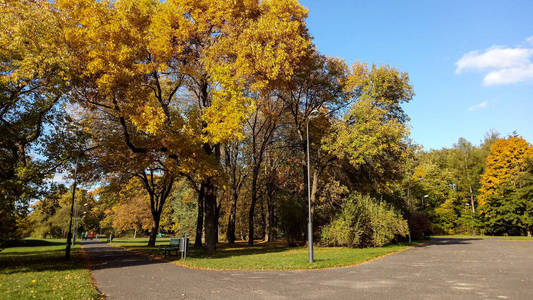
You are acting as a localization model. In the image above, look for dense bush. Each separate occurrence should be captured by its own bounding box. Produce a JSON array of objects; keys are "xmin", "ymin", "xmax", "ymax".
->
[{"xmin": 320, "ymin": 193, "xmax": 408, "ymax": 247}]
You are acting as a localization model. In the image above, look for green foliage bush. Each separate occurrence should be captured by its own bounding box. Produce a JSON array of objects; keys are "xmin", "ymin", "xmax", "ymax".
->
[
  {"xmin": 320, "ymin": 193, "xmax": 408, "ymax": 247},
  {"xmin": 279, "ymin": 194, "xmax": 306, "ymax": 246}
]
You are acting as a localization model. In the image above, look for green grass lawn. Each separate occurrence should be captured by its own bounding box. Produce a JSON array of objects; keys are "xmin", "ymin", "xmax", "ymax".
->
[
  {"xmin": 432, "ymin": 234, "xmax": 533, "ymax": 240},
  {"xmin": 110, "ymin": 238, "xmax": 413, "ymax": 270},
  {"xmin": 499, "ymin": 236, "xmax": 533, "ymax": 240},
  {"xmin": 0, "ymin": 239, "xmax": 100, "ymax": 300}
]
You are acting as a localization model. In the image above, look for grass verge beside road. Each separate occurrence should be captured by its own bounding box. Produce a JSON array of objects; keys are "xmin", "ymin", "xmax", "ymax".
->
[
  {"xmin": 110, "ymin": 238, "xmax": 413, "ymax": 270},
  {"xmin": 0, "ymin": 239, "xmax": 100, "ymax": 300}
]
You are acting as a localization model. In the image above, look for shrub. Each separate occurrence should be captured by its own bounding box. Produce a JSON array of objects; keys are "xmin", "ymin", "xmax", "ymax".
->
[
  {"xmin": 279, "ymin": 196, "xmax": 306, "ymax": 246},
  {"xmin": 320, "ymin": 193, "xmax": 408, "ymax": 247}
]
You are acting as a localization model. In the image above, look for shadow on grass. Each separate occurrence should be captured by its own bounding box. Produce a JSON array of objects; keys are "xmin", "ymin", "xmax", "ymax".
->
[
  {"xmin": 2, "ymin": 239, "xmax": 66, "ymax": 248},
  {"xmin": 112, "ymin": 239, "xmax": 294, "ymax": 261},
  {"xmin": 0, "ymin": 248, "xmax": 88, "ymax": 275},
  {"xmin": 187, "ymin": 243, "xmax": 292, "ymax": 259}
]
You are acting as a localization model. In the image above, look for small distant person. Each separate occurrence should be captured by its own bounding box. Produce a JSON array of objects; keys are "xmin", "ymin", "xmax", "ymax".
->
[{"xmin": 89, "ymin": 232, "xmax": 94, "ymax": 240}]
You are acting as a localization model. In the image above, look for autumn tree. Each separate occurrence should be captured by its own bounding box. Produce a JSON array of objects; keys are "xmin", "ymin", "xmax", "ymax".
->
[
  {"xmin": 27, "ymin": 188, "xmax": 97, "ymax": 238},
  {"xmin": 54, "ymin": 0, "xmax": 312, "ymax": 253},
  {"xmin": 221, "ymin": 142, "xmax": 247, "ymax": 244},
  {"xmin": 479, "ymin": 135, "xmax": 533, "ymax": 234},
  {"xmin": 512, "ymin": 159, "xmax": 533, "ymax": 236},
  {"xmin": 109, "ymin": 179, "xmax": 155, "ymax": 237},
  {"xmin": 0, "ymin": 0, "xmax": 72, "ymax": 243},
  {"xmin": 244, "ymin": 95, "xmax": 286, "ymax": 245},
  {"xmin": 168, "ymin": 179, "xmax": 198, "ymax": 238},
  {"xmin": 323, "ymin": 63, "xmax": 414, "ymax": 194},
  {"xmin": 479, "ymin": 136, "xmax": 533, "ymax": 206}
]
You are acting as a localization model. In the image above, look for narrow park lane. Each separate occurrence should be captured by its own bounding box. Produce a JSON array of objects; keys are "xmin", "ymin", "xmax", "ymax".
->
[{"xmin": 82, "ymin": 238, "xmax": 533, "ymax": 300}]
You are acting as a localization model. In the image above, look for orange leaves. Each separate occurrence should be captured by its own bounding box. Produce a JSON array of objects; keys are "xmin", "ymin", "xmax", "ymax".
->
[{"xmin": 478, "ymin": 136, "xmax": 533, "ymax": 207}]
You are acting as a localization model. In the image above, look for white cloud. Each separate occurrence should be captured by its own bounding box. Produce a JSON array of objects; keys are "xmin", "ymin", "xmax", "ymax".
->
[
  {"xmin": 527, "ymin": 36, "xmax": 533, "ymax": 45},
  {"xmin": 456, "ymin": 47, "xmax": 533, "ymax": 73},
  {"xmin": 468, "ymin": 101, "xmax": 488, "ymax": 111},
  {"xmin": 455, "ymin": 39, "xmax": 533, "ymax": 85},
  {"xmin": 483, "ymin": 64, "xmax": 533, "ymax": 86}
]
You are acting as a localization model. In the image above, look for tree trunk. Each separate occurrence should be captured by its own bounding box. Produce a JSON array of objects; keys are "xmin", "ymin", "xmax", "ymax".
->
[
  {"xmin": 248, "ymin": 168, "xmax": 259, "ymax": 245},
  {"xmin": 204, "ymin": 179, "xmax": 218, "ymax": 255},
  {"xmin": 194, "ymin": 184, "xmax": 205, "ymax": 248},
  {"xmin": 260, "ymin": 197, "xmax": 266, "ymax": 240},
  {"xmin": 148, "ymin": 212, "xmax": 161, "ymax": 247},
  {"xmin": 469, "ymin": 185, "xmax": 476, "ymax": 235},
  {"xmin": 265, "ymin": 183, "xmax": 275, "ymax": 242},
  {"xmin": 215, "ymin": 199, "xmax": 221, "ymax": 243},
  {"xmin": 227, "ymin": 190, "xmax": 238, "ymax": 244}
]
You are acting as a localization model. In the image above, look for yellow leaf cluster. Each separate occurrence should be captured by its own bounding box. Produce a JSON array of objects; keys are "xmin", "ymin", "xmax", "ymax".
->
[
  {"xmin": 1, "ymin": 0, "xmax": 71, "ymax": 89},
  {"xmin": 56, "ymin": 0, "xmax": 312, "ymax": 147},
  {"xmin": 478, "ymin": 136, "xmax": 533, "ymax": 207}
]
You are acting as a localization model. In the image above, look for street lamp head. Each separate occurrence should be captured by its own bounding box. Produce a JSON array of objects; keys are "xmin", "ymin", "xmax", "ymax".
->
[
  {"xmin": 417, "ymin": 177, "xmax": 425, "ymax": 182},
  {"xmin": 424, "ymin": 194, "xmax": 429, "ymax": 198}
]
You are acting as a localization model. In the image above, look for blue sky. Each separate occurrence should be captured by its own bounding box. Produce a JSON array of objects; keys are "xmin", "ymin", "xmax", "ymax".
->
[{"xmin": 300, "ymin": 0, "xmax": 533, "ymax": 150}]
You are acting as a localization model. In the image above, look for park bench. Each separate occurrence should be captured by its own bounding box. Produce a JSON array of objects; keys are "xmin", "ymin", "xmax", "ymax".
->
[
  {"xmin": 158, "ymin": 236, "xmax": 189, "ymax": 258},
  {"xmin": 158, "ymin": 238, "xmax": 180, "ymax": 256}
]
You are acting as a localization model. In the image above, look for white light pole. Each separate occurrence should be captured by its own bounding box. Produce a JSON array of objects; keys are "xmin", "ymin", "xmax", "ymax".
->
[
  {"xmin": 306, "ymin": 109, "xmax": 319, "ymax": 263},
  {"xmin": 422, "ymin": 194, "xmax": 429, "ymax": 208}
]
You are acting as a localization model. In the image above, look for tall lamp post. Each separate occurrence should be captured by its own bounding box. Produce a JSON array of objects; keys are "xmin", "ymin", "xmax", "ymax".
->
[
  {"xmin": 306, "ymin": 109, "xmax": 319, "ymax": 263},
  {"xmin": 64, "ymin": 145, "xmax": 98, "ymax": 259},
  {"xmin": 407, "ymin": 177, "xmax": 424, "ymax": 243}
]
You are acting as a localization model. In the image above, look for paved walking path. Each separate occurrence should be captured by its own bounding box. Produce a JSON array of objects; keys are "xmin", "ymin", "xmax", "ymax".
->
[{"xmin": 81, "ymin": 238, "xmax": 533, "ymax": 300}]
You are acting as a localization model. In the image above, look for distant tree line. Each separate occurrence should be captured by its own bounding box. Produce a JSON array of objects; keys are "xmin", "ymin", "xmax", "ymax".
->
[{"xmin": 407, "ymin": 133, "xmax": 533, "ymax": 236}]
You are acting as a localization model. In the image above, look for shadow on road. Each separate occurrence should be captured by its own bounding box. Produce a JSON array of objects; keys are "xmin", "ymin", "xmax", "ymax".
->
[
  {"xmin": 82, "ymin": 241, "xmax": 166, "ymax": 271},
  {"xmin": 415, "ymin": 237, "xmax": 482, "ymax": 247}
]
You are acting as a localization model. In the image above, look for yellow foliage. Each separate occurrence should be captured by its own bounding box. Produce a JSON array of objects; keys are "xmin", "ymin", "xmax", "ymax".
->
[
  {"xmin": 478, "ymin": 136, "xmax": 533, "ymax": 207},
  {"xmin": 57, "ymin": 0, "xmax": 312, "ymax": 148},
  {"xmin": 1, "ymin": 0, "xmax": 71, "ymax": 90}
]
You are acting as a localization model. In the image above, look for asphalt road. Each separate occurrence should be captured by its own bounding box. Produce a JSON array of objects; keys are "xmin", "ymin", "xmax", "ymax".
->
[{"xmin": 81, "ymin": 238, "xmax": 533, "ymax": 300}]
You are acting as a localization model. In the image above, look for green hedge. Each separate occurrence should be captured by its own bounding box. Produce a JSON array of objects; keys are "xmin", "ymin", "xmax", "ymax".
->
[{"xmin": 320, "ymin": 193, "xmax": 408, "ymax": 247}]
